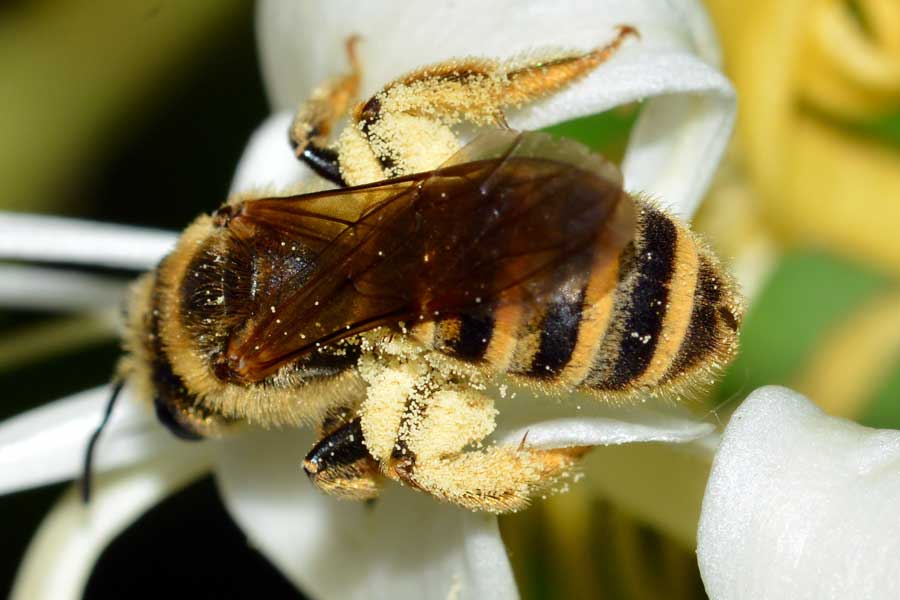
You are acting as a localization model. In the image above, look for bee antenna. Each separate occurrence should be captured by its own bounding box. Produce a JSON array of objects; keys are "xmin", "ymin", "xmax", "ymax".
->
[{"xmin": 81, "ymin": 380, "xmax": 125, "ymax": 504}]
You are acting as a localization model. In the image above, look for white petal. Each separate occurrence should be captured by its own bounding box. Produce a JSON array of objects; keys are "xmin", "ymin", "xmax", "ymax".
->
[
  {"xmin": 215, "ymin": 428, "xmax": 518, "ymax": 600},
  {"xmin": 581, "ymin": 436, "xmax": 716, "ymax": 548},
  {"xmin": 0, "ymin": 212, "xmax": 175, "ymax": 270},
  {"xmin": 491, "ymin": 387, "xmax": 716, "ymax": 547},
  {"xmin": 229, "ymin": 111, "xmax": 314, "ymax": 195},
  {"xmin": 617, "ymin": 59, "xmax": 733, "ymax": 219},
  {"xmin": 257, "ymin": 0, "xmax": 734, "ymax": 218},
  {"xmin": 0, "ymin": 264, "xmax": 127, "ymax": 312},
  {"xmin": 11, "ymin": 453, "xmax": 210, "ymax": 600},
  {"xmin": 697, "ymin": 386, "xmax": 900, "ymax": 599},
  {"xmin": 0, "ymin": 384, "xmax": 198, "ymax": 495},
  {"xmin": 494, "ymin": 386, "xmax": 715, "ymax": 448}
]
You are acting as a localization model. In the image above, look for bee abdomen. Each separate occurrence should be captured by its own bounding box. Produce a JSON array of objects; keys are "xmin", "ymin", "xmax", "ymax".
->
[
  {"xmin": 424, "ymin": 204, "xmax": 740, "ymax": 398},
  {"xmin": 530, "ymin": 203, "xmax": 738, "ymax": 396},
  {"xmin": 580, "ymin": 205, "xmax": 740, "ymax": 395},
  {"xmin": 588, "ymin": 207, "xmax": 679, "ymax": 389},
  {"xmin": 661, "ymin": 253, "xmax": 741, "ymax": 385},
  {"xmin": 438, "ymin": 311, "xmax": 496, "ymax": 361},
  {"xmin": 523, "ymin": 288, "xmax": 587, "ymax": 378}
]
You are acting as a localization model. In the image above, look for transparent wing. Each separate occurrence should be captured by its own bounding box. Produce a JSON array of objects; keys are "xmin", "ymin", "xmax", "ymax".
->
[{"xmin": 219, "ymin": 130, "xmax": 635, "ymax": 382}]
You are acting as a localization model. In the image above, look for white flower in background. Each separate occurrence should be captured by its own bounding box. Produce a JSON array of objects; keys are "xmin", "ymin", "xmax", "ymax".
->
[
  {"xmin": 698, "ymin": 386, "xmax": 900, "ymax": 599},
  {"xmin": 0, "ymin": 1, "xmax": 736, "ymax": 599}
]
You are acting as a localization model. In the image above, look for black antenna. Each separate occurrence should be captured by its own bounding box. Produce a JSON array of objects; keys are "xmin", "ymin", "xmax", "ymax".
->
[{"xmin": 81, "ymin": 380, "xmax": 125, "ymax": 503}]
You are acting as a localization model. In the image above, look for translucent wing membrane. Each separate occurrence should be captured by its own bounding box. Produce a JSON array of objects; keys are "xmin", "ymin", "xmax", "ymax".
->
[{"xmin": 220, "ymin": 131, "xmax": 635, "ymax": 382}]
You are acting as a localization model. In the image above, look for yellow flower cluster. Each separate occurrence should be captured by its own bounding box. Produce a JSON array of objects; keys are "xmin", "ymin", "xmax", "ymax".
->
[{"xmin": 707, "ymin": 0, "xmax": 900, "ymax": 272}]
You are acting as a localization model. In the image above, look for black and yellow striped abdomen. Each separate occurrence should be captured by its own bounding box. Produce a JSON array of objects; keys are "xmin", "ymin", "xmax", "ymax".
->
[{"xmin": 419, "ymin": 204, "xmax": 742, "ymax": 400}]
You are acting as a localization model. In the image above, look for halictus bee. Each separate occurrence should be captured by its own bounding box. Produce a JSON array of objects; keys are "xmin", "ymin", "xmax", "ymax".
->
[{"xmin": 97, "ymin": 27, "xmax": 741, "ymax": 513}]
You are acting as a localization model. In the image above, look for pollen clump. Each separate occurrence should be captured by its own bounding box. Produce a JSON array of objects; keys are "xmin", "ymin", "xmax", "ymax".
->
[
  {"xmin": 353, "ymin": 331, "xmax": 580, "ymax": 513},
  {"xmin": 406, "ymin": 388, "xmax": 496, "ymax": 461}
]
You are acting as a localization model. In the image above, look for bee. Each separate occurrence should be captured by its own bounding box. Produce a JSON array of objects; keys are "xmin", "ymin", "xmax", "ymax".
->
[{"xmin": 93, "ymin": 27, "xmax": 742, "ymax": 513}]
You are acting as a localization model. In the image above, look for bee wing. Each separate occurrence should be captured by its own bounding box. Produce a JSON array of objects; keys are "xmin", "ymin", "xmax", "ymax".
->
[{"xmin": 222, "ymin": 130, "xmax": 636, "ymax": 382}]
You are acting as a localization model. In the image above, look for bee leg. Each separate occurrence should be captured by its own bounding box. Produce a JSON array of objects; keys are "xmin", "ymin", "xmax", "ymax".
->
[
  {"xmin": 290, "ymin": 36, "xmax": 361, "ymax": 186},
  {"xmin": 341, "ymin": 26, "xmax": 637, "ymax": 183},
  {"xmin": 502, "ymin": 24, "xmax": 638, "ymax": 106},
  {"xmin": 383, "ymin": 24, "xmax": 636, "ymax": 118},
  {"xmin": 381, "ymin": 388, "xmax": 587, "ymax": 513},
  {"xmin": 304, "ymin": 416, "xmax": 383, "ymax": 501},
  {"xmin": 393, "ymin": 444, "xmax": 588, "ymax": 514}
]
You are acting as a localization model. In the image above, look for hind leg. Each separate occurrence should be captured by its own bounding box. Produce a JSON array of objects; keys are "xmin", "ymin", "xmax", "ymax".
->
[
  {"xmin": 502, "ymin": 25, "xmax": 638, "ymax": 106},
  {"xmin": 374, "ymin": 386, "xmax": 587, "ymax": 513},
  {"xmin": 358, "ymin": 24, "xmax": 638, "ymax": 126},
  {"xmin": 394, "ymin": 441, "xmax": 586, "ymax": 514},
  {"xmin": 337, "ymin": 26, "xmax": 639, "ymax": 183}
]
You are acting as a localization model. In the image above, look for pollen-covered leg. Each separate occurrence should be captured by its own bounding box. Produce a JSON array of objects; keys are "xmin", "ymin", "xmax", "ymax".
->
[
  {"xmin": 290, "ymin": 36, "xmax": 362, "ymax": 185},
  {"xmin": 503, "ymin": 25, "xmax": 638, "ymax": 105},
  {"xmin": 341, "ymin": 26, "xmax": 637, "ymax": 182},
  {"xmin": 383, "ymin": 386, "xmax": 587, "ymax": 513},
  {"xmin": 304, "ymin": 416, "xmax": 383, "ymax": 501},
  {"xmin": 396, "ymin": 443, "xmax": 586, "ymax": 514},
  {"xmin": 357, "ymin": 25, "xmax": 638, "ymax": 128},
  {"xmin": 344, "ymin": 57, "xmax": 506, "ymax": 181}
]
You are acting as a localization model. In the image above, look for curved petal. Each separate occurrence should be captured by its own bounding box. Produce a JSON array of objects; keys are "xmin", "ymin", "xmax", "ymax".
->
[
  {"xmin": 581, "ymin": 438, "xmax": 716, "ymax": 548},
  {"xmin": 697, "ymin": 386, "xmax": 900, "ymax": 599},
  {"xmin": 0, "ymin": 212, "xmax": 175, "ymax": 270},
  {"xmin": 215, "ymin": 428, "xmax": 518, "ymax": 600},
  {"xmin": 0, "ymin": 385, "xmax": 200, "ymax": 495},
  {"xmin": 257, "ymin": 0, "xmax": 734, "ymax": 218},
  {"xmin": 0, "ymin": 265, "xmax": 127, "ymax": 312},
  {"xmin": 491, "ymin": 386, "xmax": 717, "ymax": 548},
  {"xmin": 493, "ymin": 385, "xmax": 715, "ymax": 448},
  {"xmin": 11, "ymin": 452, "xmax": 211, "ymax": 600}
]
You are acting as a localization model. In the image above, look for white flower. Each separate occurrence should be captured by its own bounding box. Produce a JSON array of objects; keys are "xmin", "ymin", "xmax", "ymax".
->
[
  {"xmin": 698, "ymin": 386, "xmax": 900, "ymax": 599},
  {"xmin": 0, "ymin": 1, "xmax": 735, "ymax": 598}
]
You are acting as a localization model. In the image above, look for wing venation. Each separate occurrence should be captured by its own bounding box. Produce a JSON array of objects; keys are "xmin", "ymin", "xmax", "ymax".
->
[{"xmin": 218, "ymin": 130, "xmax": 636, "ymax": 382}]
